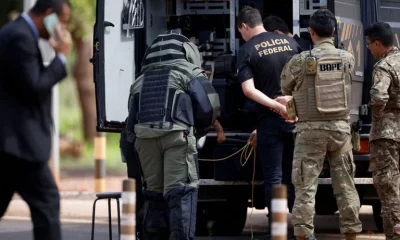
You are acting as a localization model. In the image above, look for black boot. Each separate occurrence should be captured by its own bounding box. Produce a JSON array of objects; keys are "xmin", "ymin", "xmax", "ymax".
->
[
  {"xmin": 142, "ymin": 190, "xmax": 170, "ymax": 240},
  {"xmin": 164, "ymin": 186, "xmax": 198, "ymax": 240}
]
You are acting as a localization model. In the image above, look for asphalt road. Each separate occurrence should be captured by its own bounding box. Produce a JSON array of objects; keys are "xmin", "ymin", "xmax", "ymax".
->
[{"xmin": 0, "ymin": 205, "xmax": 386, "ymax": 240}]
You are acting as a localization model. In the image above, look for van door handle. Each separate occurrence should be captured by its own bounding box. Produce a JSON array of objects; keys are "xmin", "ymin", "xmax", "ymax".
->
[{"xmin": 104, "ymin": 21, "xmax": 115, "ymax": 28}]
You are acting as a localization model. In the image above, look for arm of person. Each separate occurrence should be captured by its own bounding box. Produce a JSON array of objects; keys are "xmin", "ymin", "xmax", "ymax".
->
[
  {"xmin": 212, "ymin": 119, "xmax": 226, "ymax": 143},
  {"xmin": 370, "ymin": 67, "xmax": 390, "ymax": 121},
  {"xmin": 237, "ymin": 48, "xmax": 287, "ymax": 116},
  {"xmin": 187, "ymin": 74, "xmax": 221, "ymax": 137},
  {"xmin": 241, "ymin": 79, "xmax": 286, "ymax": 114},
  {"xmin": 281, "ymin": 54, "xmax": 303, "ymax": 96},
  {"xmin": 120, "ymin": 92, "xmax": 139, "ymax": 163},
  {"xmin": 8, "ymin": 34, "xmax": 67, "ymax": 95},
  {"xmin": 248, "ymin": 129, "xmax": 257, "ymax": 147},
  {"xmin": 274, "ymin": 54, "xmax": 304, "ymax": 123}
]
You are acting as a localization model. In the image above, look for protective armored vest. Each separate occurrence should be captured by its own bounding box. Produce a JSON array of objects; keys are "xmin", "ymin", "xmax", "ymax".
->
[
  {"xmin": 135, "ymin": 65, "xmax": 202, "ymax": 130},
  {"xmin": 293, "ymin": 48, "xmax": 351, "ymax": 121},
  {"xmin": 130, "ymin": 33, "xmax": 219, "ymax": 136}
]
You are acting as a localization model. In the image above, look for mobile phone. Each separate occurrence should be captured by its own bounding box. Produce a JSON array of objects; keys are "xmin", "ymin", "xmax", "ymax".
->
[{"xmin": 43, "ymin": 13, "xmax": 59, "ymax": 40}]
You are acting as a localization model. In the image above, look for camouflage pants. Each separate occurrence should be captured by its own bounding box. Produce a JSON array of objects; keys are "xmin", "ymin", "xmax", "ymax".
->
[
  {"xmin": 291, "ymin": 130, "xmax": 362, "ymax": 237},
  {"xmin": 370, "ymin": 139, "xmax": 400, "ymax": 240}
]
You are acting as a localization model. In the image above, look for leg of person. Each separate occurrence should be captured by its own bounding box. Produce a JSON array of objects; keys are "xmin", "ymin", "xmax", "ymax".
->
[
  {"xmin": 370, "ymin": 139, "xmax": 400, "ymax": 240},
  {"xmin": 126, "ymin": 152, "xmax": 145, "ymax": 239},
  {"xmin": 135, "ymin": 137, "xmax": 170, "ymax": 239},
  {"xmin": 327, "ymin": 132, "xmax": 362, "ymax": 240},
  {"xmin": 282, "ymin": 129, "xmax": 298, "ymax": 240},
  {"xmin": 0, "ymin": 152, "xmax": 17, "ymax": 219},
  {"xmin": 257, "ymin": 117, "xmax": 285, "ymax": 236},
  {"xmin": 162, "ymin": 130, "xmax": 198, "ymax": 240},
  {"xmin": 291, "ymin": 130, "xmax": 327, "ymax": 239},
  {"xmin": 16, "ymin": 160, "xmax": 61, "ymax": 240},
  {"xmin": 282, "ymin": 129, "xmax": 295, "ymax": 213}
]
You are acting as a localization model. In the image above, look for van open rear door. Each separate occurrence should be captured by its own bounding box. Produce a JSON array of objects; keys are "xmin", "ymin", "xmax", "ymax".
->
[{"xmin": 92, "ymin": 0, "xmax": 144, "ymax": 132}]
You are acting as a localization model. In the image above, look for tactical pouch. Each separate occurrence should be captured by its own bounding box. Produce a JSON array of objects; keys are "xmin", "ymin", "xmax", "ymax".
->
[
  {"xmin": 286, "ymin": 96, "xmax": 297, "ymax": 121},
  {"xmin": 315, "ymin": 55, "xmax": 347, "ymax": 114},
  {"xmin": 305, "ymin": 55, "xmax": 317, "ymax": 76},
  {"xmin": 351, "ymin": 129, "xmax": 361, "ymax": 152}
]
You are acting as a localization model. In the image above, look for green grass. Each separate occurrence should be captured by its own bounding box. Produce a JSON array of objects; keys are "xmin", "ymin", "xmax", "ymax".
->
[{"xmin": 58, "ymin": 54, "xmax": 125, "ymax": 173}]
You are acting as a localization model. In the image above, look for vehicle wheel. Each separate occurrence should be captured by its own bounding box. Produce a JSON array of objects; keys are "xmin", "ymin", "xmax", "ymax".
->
[
  {"xmin": 372, "ymin": 200, "xmax": 384, "ymax": 233},
  {"xmin": 315, "ymin": 187, "xmax": 338, "ymax": 215},
  {"xmin": 196, "ymin": 195, "xmax": 248, "ymax": 236}
]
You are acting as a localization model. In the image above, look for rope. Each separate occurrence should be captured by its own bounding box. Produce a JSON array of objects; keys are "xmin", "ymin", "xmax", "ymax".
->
[{"xmin": 198, "ymin": 142, "xmax": 257, "ymax": 239}]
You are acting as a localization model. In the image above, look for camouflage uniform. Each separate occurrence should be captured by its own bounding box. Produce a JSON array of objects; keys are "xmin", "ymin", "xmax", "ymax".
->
[
  {"xmin": 281, "ymin": 39, "xmax": 362, "ymax": 238},
  {"xmin": 369, "ymin": 47, "xmax": 400, "ymax": 240}
]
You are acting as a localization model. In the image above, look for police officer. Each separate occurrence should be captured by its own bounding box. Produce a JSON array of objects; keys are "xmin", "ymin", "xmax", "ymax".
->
[
  {"xmin": 236, "ymin": 6, "xmax": 307, "ymax": 240},
  {"xmin": 277, "ymin": 9, "xmax": 362, "ymax": 240},
  {"xmin": 263, "ymin": 15, "xmax": 313, "ymax": 51},
  {"xmin": 364, "ymin": 22, "xmax": 400, "ymax": 239},
  {"xmin": 121, "ymin": 32, "xmax": 220, "ymax": 240}
]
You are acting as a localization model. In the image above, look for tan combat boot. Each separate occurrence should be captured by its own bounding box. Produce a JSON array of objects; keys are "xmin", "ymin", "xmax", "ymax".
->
[{"xmin": 345, "ymin": 233, "xmax": 357, "ymax": 240}]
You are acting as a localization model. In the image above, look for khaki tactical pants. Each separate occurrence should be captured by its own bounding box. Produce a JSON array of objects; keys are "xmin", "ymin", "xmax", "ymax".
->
[
  {"xmin": 291, "ymin": 130, "xmax": 362, "ymax": 238},
  {"xmin": 135, "ymin": 130, "xmax": 199, "ymax": 194},
  {"xmin": 370, "ymin": 139, "xmax": 400, "ymax": 240},
  {"xmin": 135, "ymin": 129, "xmax": 199, "ymax": 240}
]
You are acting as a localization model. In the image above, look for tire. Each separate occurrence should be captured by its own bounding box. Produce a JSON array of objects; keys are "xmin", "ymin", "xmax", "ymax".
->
[
  {"xmin": 372, "ymin": 201, "xmax": 384, "ymax": 233},
  {"xmin": 196, "ymin": 196, "xmax": 248, "ymax": 236},
  {"xmin": 315, "ymin": 187, "xmax": 338, "ymax": 215}
]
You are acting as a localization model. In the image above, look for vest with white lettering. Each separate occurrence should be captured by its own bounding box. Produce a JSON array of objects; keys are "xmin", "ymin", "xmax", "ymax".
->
[{"xmin": 293, "ymin": 48, "xmax": 352, "ymax": 121}]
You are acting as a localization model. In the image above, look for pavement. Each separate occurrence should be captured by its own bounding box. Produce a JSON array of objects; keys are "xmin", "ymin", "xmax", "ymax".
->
[
  {"xmin": 1, "ymin": 194, "xmax": 386, "ymax": 240},
  {"xmin": 0, "ymin": 169, "xmax": 387, "ymax": 239}
]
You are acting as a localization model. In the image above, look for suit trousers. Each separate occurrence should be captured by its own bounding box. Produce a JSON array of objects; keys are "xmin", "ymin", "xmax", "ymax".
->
[{"xmin": 0, "ymin": 151, "xmax": 61, "ymax": 240}]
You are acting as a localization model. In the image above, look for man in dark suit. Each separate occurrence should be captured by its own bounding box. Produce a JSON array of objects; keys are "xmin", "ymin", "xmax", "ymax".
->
[{"xmin": 0, "ymin": 0, "xmax": 72, "ymax": 239}]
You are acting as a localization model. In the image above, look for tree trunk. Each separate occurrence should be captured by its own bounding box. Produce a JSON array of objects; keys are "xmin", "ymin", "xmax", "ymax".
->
[{"xmin": 72, "ymin": 37, "xmax": 97, "ymax": 141}]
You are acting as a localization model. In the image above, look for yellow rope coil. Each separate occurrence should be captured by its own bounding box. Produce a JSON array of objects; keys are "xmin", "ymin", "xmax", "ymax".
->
[
  {"xmin": 198, "ymin": 141, "xmax": 255, "ymax": 166},
  {"xmin": 199, "ymin": 142, "xmax": 257, "ymax": 239}
]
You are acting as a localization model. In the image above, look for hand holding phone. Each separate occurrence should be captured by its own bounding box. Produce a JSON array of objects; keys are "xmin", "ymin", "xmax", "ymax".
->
[
  {"xmin": 43, "ymin": 13, "xmax": 59, "ymax": 40},
  {"xmin": 45, "ymin": 13, "xmax": 72, "ymax": 56}
]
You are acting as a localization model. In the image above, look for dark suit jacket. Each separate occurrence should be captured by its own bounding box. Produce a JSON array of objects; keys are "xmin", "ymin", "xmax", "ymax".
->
[{"xmin": 0, "ymin": 16, "xmax": 67, "ymax": 162}]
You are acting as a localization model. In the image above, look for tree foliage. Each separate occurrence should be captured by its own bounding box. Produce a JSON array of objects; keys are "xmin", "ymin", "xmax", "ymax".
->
[{"xmin": 68, "ymin": 0, "xmax": 96, "ymax": 41}]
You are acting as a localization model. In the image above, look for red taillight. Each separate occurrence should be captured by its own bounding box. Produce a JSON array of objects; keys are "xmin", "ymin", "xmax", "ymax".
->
[{"xmin": 356, "ymin": 139, "xmax": 369, "ymax": 154}]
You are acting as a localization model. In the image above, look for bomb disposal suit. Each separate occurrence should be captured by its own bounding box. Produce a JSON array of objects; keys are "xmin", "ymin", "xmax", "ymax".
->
[
  {"xmin": 122, "ymin": 33, "xmax": 220, "ymax": 240},
  {"xmin": 281, "ymin": 39, "xmax": 362, "ymax": 238}
]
